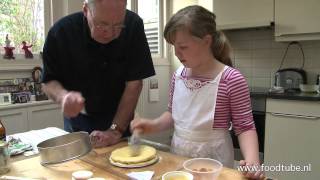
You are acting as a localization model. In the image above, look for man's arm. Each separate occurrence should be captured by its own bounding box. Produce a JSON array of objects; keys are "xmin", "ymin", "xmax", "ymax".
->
[
  {"xmin": 42, "ymin": 80, "xmax": 68, "ymax": 104},
  {"xmin": 89, "ymin": 80, "xmax": 142, "ymax": 147},
  {"xmin": 42, "ymin": 80, "xmax": 85, "ymax": 118},
  {"xmin": 112, "ymin": 80, "xmax": 143, "ymax": 133}
]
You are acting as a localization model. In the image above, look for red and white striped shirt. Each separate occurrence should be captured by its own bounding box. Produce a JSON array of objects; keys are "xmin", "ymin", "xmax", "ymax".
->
[{"xmin": 168, "ymin": 66, "xmax": 255, "ymax": 135}]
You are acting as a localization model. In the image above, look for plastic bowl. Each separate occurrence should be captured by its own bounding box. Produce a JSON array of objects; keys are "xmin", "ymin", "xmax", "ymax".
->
[
  {"xmin": 299, "ymin": 84, "xmax": 319, "ymax": 93},
  {"xmin": 162, "ymin": 171, "xmax": 193, "ymax": 180},
  {"xmin": 183, "ymin": 158, "xmax": 223, "ymax": 180}
]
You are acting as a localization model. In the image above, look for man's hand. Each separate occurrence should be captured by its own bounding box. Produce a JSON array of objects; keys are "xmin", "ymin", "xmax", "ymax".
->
[
  {"xmin": 61, "ymin": 91, "xmax": 85, "ymax": 118},
  {"xmin": 89, "ymin": 129, "xmax": 122, "ymax": 148}
]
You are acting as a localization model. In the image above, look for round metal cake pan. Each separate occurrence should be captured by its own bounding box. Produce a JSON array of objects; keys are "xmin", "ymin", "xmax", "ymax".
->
[{"xmin": 37, "ymin": 131, "xmax": 92, "ymax": 165}]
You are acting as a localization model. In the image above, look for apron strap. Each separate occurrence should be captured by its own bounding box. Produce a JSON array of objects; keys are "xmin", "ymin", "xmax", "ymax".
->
[{"xmin": 174, "ymin": 125, "xmax": 230, "ymax": 142}]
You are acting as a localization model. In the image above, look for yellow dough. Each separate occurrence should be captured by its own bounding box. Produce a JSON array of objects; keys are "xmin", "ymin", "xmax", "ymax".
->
[{"xmin": 110, "ymin": 145, "xmax": 157, "ymax": 164}]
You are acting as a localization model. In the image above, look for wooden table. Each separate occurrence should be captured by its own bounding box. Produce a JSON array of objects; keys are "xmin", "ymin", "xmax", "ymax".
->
[{"xmin": 4, "ymin": 142, "xmax": 248, "ymax": 180}]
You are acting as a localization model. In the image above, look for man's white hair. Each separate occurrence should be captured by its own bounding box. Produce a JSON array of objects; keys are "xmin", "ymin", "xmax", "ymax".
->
[{"xmin": 84, "ymin": 0, "xmax": 126, "ymax": 11}]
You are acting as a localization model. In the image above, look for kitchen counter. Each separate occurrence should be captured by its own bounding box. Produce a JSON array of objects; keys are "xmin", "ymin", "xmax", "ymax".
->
[
  {"xmin": 0, "ymin": 100, "xmax": 55, "ymax": 110},
  {"xmin": 250, "ymin": 87, "xmax": 320, "ymax": 101},
  {"xmin": 267, "ymin": 91, "xmax": 320, "ymax": 101},
  {"xmin": 5, "ymin": 141, "xmax": 249, "ymax": 180}
]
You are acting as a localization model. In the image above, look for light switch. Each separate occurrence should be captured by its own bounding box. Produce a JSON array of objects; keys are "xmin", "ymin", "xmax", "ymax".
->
[
  {"xmin": 149, "ymin": 79, "xmax": 159, "ymax": 102},
  {"xmin": 149, "ymin": 89, "xmax": 159, "ymax": 102},
  {"xmin": 149, "ymin": 79, "xmax": 158, "ymax": 89}
]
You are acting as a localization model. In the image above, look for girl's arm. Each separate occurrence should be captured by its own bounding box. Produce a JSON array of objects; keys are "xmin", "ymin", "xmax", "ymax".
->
[
  {"xmin": 226, "ymin": 69, "xmax": 263, "ymax": 179},
  {"xmin": 131, "ymin": 111, "xmax": 174, "ymax": 135},
  {"xmin": 238, "ymin": 130, "xmax": 264, "ymax": 179},
  {"xmin": 238, "ymin": 129, "xmax": 260, "ymax": 164},
  {"xmin": 152, "ymin": 111, "xmax": 174, "ymax": 132}
]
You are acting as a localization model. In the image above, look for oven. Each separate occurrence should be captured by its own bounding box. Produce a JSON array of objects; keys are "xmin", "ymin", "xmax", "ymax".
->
[{"xmin": 231, "ymin": 92, "xmax": 266, "ymax": 162}]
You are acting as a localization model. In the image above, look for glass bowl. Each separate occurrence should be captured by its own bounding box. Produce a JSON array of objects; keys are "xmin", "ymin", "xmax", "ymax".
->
[
  {"xmin": 299, "ymin": 84, "xmax": 319, "ymax": 93},
  {"xmin": 183, "ymin": 158, "xmax": 223, "ymax": 180}
]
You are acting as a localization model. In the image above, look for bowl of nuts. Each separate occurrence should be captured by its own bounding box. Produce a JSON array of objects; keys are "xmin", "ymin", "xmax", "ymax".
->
[{"xmin": 183, "ymin": 158, "xmax": 223, "ymax": 180}]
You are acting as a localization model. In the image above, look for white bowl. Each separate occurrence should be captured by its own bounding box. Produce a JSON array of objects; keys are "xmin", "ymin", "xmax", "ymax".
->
[
  {"xmin": 72, "ymin": 170, "xmax": 93, "ymax": 180},
  {"xmin": 183, "ymin": 158, "xmax": 223, "ymax": 180},
  {"xmin": 162, "ymin": 171, "xmax": 193, "ymax": 180},
  {"xmin": 299, "ymin": 84, "xmax": 319, "ymax": 93}
]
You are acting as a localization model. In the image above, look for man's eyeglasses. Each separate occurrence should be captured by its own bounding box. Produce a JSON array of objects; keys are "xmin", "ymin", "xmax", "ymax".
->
[{"xmin": 92, "ymin": 20, "xmax": 126, "ymax": 32}]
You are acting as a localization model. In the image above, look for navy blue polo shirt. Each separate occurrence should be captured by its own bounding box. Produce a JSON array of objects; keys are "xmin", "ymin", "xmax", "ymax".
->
[{"xmin": 42, "ymin": 11, "xmax": 155, "ymax": 121}]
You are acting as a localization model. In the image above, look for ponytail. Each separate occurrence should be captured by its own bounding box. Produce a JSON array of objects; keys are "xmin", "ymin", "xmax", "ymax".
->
[
  {"xmin": 164, "ymin": 5, "xmax": 233, "ymax": 67},
  {"xmin": 212, "ymin": 31, "xmax": 233, "ymax": 67}
]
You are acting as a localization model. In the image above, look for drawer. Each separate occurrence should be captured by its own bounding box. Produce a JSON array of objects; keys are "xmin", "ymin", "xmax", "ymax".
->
[{"xmin": 266, "ymin": 98, "xmax": 320, "ymax": 117}]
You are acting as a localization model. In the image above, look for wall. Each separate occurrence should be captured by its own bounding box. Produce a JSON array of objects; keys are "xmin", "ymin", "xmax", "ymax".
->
[
  {"xmin": 49, "ymin": 0, "xmax": 83, "ymax": 27},
  {"xmin": 66, "ymin": 0, "xmax": 84, "ymax": 14},
  {"xmin": 139, "ymin": 64, "xmax": 172, "ymax": 144},
  {"xmin": 139, "ymin": 65, "xmax": 170, "ymax": 119},
  {"xmin": 225, "ymin": 28, "xmax": 320, "ymax": 88}
]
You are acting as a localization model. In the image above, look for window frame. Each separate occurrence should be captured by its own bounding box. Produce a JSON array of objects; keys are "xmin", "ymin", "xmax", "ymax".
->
[{"xmin": 129, "ymin": 0, "xmax": 170, "ymax": 65}]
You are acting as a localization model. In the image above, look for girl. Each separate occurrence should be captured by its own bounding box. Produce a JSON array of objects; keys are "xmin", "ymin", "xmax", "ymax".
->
[{"xmin": 131, "ymin": 5, "xmax": 263, "ymax": 179}]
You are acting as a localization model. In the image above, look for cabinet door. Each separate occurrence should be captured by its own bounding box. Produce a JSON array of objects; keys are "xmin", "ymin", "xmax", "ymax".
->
[
  {"xmin": 264, "ymin": 112, "xmax": 319, "ymax": 180},
  {"xmin": 199, "ymin": 0, "xmax": 274, "ymax": 30},
  {"xmin": 275, "ymin": 0, "xmax": 320, "ymax": 41},
  {"xmin": 0, "ymin": 108, "xmax": 28, "ymax": 134},
  {"xmin": 27, "ymin": 104, "xmax": 63, "ymax": 130}
]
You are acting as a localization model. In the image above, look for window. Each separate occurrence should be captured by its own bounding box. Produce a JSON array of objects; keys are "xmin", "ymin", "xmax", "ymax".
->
[
  {"xmin": 138, "ymin": 0, "xmax": 160, "ymax": 55},
  {"xmin": 0, "ymin": 0, "xmax": 45, "ymax": 55},
  {"xmin": 128, "ymin": 0, "xmax": 166, "ymax": 58},
  {"xmin": 126, "ymin": 0, "xmax": 132, "ymax": 10}
]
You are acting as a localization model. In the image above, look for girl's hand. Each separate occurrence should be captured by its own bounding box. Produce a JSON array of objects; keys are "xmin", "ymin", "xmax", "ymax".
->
[
  {"xmin": 239, "ymin": 160, "xmax": 265, "ymax": 179},
  {"xmin": 130, "ymin": 117, "xmax": 156, "ymax": 135}
]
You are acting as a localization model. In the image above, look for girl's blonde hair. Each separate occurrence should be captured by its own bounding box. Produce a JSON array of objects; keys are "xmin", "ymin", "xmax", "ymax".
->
[{"xmin": 164, "ymin": 5, "xmax": 232, "ymax": 66}]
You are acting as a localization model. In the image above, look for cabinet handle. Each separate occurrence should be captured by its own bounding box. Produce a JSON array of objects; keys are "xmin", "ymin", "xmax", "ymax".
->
[{"xmin": 270, "ymin": 112, "xmax": 319, "ymax": 120}]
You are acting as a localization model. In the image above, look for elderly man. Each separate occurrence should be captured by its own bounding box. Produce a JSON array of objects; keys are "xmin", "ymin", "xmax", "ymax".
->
[{"xmin": 42, "ymin": 0, "xmax": 155, "ymax": 147}]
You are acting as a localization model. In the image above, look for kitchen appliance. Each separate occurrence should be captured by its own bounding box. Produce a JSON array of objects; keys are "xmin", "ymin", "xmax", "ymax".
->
[
  {"xmin": 274, "ymin": 41, "xmax": 307, "ymax": 92},
  {"xmin": 274, "ymin": 68, "xmax": 307, "ymax": 92},
  {"xmin": 0, "ymin": 93, "xmax": 12, "ymax": 106}
]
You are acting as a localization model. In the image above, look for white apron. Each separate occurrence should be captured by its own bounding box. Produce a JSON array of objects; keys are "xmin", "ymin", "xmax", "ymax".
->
[{"xmin": 171, "ymin": 66, "xmax": 234, "ymax": 168}]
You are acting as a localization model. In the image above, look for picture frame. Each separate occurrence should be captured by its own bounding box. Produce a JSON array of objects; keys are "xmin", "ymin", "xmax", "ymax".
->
[
  {"xmin": 34, "ymin": 83, "xmax": 48, "ymax": 101},
  {"xmin": 31, "ymin": 66, "xmax": 43, "ymax": 83}
]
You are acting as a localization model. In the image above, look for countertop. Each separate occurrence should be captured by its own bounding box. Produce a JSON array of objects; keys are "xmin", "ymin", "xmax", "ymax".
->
[
  {"xmin": 5, "ymin": 141, "xmax": 249, "ymax": 180},
  {"xmin": 250, "ymin": 87, "xmax": 320, "ymax": 101},
  {"xmin": 0, "ymin": 100, "xmax": 56, "ymax": 110}
]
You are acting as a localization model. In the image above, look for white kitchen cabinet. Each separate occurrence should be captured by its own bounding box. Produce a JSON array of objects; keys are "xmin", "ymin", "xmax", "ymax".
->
[
  {"xmin": 28, "ymin": 103, "xmax": 63, "ymax": 130},
  {"xmin": 198, "ymin": 0, "xmax": 274, "ymax": 30},
  {"xmin": 0, "ymin": 108, "xmax": 28, "ymax": 135},
  {"xmin": 0, "ymin": 100, "xmax": 63, "ymax": 135},
  {"xmin": 275, "ymin": 0, "xmax": 320, "ymax": 41},
  {"xmin": 264, "ymin": 99, "xmax": 319, "ymax": 180}
]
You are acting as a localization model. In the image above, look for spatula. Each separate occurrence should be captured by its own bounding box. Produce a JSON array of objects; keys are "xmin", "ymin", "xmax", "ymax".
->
[
  {"xmin": 128, "ymin": 113, "xmax": 142, "ymax": 156},
  {"xmin": 128, "ymin": 129, "xmax": 142, "ymax": 156}
]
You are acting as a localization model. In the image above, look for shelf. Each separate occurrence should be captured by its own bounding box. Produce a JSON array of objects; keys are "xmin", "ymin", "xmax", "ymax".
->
[
  {"xmin": 0, "ymin": 100, "xmax": 55, "ymax": 110},
  {"xmin": 0, "ymin": 56, "xmax": 42, "ymax": 72}
]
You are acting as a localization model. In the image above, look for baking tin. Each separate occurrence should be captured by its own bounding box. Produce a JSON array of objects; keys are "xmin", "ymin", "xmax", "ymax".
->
[{"xmin": 37, "ymin": 132, "xmax": 92, "ymax": 165}]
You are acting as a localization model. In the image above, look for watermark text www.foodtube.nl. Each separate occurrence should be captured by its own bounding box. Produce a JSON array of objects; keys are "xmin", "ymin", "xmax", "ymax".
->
[{"xmin": 237, "ymin": 163, "xmax": 312, "ymax": 172}]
